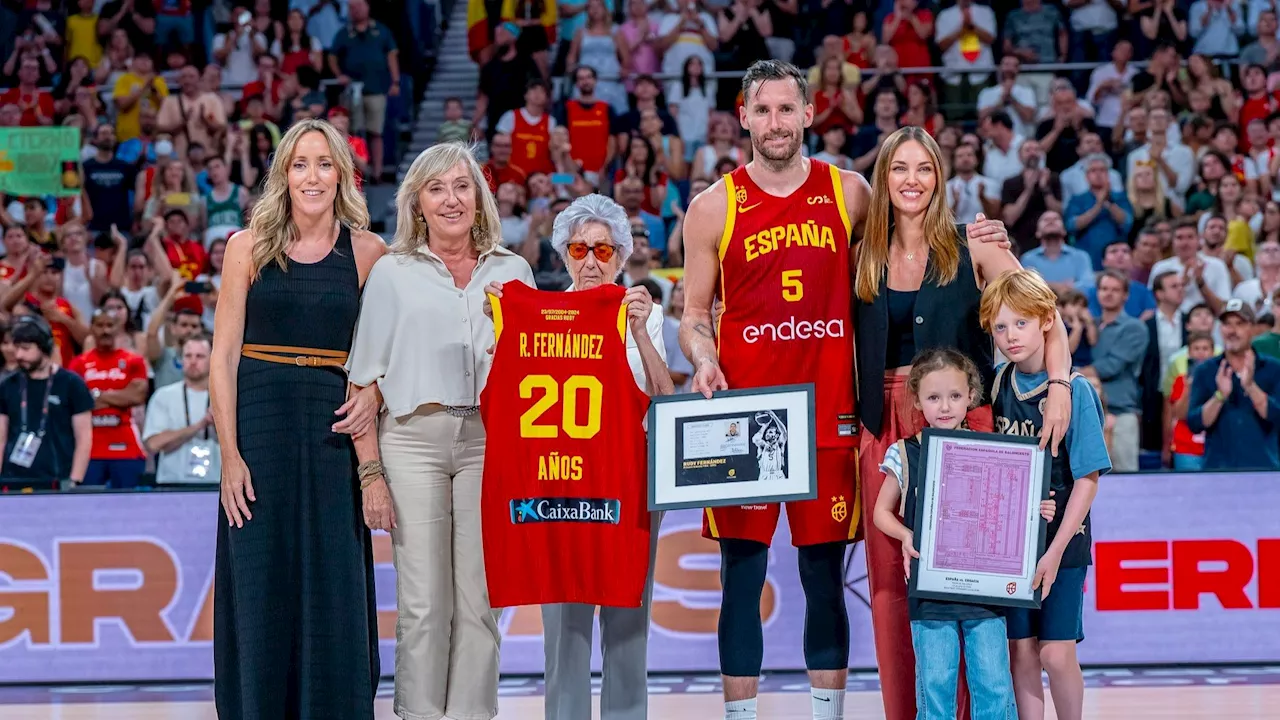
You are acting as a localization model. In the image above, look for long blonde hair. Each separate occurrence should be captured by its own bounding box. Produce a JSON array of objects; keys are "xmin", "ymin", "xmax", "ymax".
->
[
  {"xmin": 391, "ymin": 142, "xmax": 502, "ymax": 255},
  {"xmin": 1126, "ymin": 159, "xmax": 1168, "ymax": 219},
  {"xmin": 855, "ymin": 126, "xmax": 960, "ymax": 303},
  {"xmin": 246, "ymin": 119, "xmax": 369, "ymax": 278}
]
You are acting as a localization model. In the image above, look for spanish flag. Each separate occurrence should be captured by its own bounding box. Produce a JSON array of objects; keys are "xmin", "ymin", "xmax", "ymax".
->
[
  {"xmin": 467, "ymin": 0, "xmax": 559, "ymax": 62},
  {"xmin": 466, "ymin": 0, "xmax": 491, "ymax": 62}
]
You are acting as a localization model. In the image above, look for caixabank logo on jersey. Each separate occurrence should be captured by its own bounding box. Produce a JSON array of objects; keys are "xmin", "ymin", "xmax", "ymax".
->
[{"xmin": 509, "ymin": 497, "xmax": 622, "ymax": 524}]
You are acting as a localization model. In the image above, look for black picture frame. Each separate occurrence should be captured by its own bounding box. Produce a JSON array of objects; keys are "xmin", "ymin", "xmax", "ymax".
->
[
  {"xmin": 646, "ymin": 384, "xmax": 818, "ymax": 511},
  {"xmin": 907, "ymin": 428, "xmax": 1051, "ymax": 610}
]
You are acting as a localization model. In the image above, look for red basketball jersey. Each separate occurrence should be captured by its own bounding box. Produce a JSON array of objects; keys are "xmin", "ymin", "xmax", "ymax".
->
[
  {"xmin": 480, "ymin": 282, "xmax": 651, "ymax": 608},
  {"xmin": 510, "ymin": 110, "xmax": 554, "ymax": 177},
  {"xmin": 716, "ymin": 159, "xmax": 856, "ymax": 448}
]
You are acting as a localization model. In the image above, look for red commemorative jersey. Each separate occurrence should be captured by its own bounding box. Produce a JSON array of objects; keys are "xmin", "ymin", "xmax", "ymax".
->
[
  {"xmin": 68, "ymin": 348, "xmax": 148, "ymax": 460},
  {"xmin": 716, "ymin": 159, "xmax": 856, "ymax": 448},
  {"xmin": 480, "ymin": 282, "xmax": 651, "ymax": 608}
]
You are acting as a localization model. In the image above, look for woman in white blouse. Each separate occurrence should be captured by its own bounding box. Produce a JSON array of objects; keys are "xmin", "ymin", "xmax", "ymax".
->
[
  {"xmin": 486, "ymin": 193, "xmax": 674, "ymax": 720},
  {"xmin": 344, "ymin": 143, "xmax": 534, "ymax": 720}
]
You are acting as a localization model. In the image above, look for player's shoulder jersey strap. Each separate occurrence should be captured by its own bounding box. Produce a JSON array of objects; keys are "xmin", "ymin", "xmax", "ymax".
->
[
  {"xmin": 718, "ymin": 172, "xmax": 738, "ymax": 262},
  {"xmin": 825, "ymin": 160, "xmax": 853, "ymax": 244}
]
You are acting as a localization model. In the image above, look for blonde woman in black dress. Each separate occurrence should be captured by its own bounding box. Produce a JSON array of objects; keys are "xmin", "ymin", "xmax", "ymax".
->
[{"xmin": 210, "ymin": 118, "xmax": 390, "ymax": 719}]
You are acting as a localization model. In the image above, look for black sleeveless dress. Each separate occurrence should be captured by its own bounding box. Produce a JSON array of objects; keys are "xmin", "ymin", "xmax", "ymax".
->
[{"xmin": 214, "ymin": 227, "xmax": 379, "ymax": 720}]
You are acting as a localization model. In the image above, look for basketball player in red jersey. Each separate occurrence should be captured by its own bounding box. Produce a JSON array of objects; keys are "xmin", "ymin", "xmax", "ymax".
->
[
  {"xmin": 67, "ymin": 311, "xmax": 149, "ymax": 488},
  {"xmin": 679, "ymin": 60, "xmax": 1011, "ymax": 720}
]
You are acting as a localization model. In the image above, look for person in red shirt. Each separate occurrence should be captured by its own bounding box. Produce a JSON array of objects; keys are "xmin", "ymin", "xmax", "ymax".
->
[
  {"xmin": 0, "ymin": 225, "xmax": 33, "ymax": 282},
  {"xmin": 496, "ymin": 80, "xmax": 556, "ymax": 176},
  {"xmin": 1237, "ymin": 64, "xmax": 1276, "ymax": 152},
  {"xmin": 68, "ymin": 311, "xmax": 149, "ymax": 488},
  {"xmin": 241, "ymin": 54, "xmax": 285, "ymax": 121},
  {"xmin": 1166, "ymin": 331, "xmax": 1214, "ymax": 470},
  {"xmin": 558, "ymin": 66, "xmax": 615, "ymax": 177},
  {"xmin": 3, "ymin": 254, "xmax": 89, "ymax": 365},
  {"xmin": 0, "ymin": 58, "xmax": 54, "ymax": 126},
  {"xmin": 160, "ymin": 209, "xmax": 208, "ymax": 280},
  {"xmin": 327, "ymin": 107, "xmax": 369, "ymax": 187},
  {"xmin": 483, "ymin": 132, "xmax": 528, "ymax": 193}
]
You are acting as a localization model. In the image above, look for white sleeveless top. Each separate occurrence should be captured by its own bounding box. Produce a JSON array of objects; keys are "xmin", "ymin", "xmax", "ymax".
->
[{"xmin": 62, "ymin": 259, "xmax": 102, "ymax": 320}]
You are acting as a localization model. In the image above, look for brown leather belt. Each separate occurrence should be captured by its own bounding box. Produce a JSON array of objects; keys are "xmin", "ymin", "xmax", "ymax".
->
[{"xmin": 241, "ymin": 343, "xmax": 349, "ymax": 368}]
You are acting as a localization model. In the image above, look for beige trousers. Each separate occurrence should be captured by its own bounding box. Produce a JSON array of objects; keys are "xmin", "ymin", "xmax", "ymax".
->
[{"xmin": 380, "ymin": 406, "xmax": 501, "ymax": 720}]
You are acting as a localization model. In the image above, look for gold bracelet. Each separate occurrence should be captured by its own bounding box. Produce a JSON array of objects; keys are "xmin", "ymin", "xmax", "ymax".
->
[
  {"xmin": 357, "ymin": 460, "xmax": 383, "ymax": 479},
  {"xmin": 360, "ymin": 473, "xmax": 383, "ymax": 490}
]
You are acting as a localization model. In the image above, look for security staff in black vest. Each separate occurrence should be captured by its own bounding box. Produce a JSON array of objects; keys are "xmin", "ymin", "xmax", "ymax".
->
[{"xmin": 0, "ymin": 316, "xmax": 94, "ymax": 491}]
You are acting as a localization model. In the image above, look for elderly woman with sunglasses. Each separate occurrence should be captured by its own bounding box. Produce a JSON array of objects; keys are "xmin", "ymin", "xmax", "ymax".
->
[{"xmin": 486, "ymin": 193, "xmax": 673, "ymax": 720}]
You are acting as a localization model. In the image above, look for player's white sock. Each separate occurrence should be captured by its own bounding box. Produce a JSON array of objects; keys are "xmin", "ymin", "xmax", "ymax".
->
[
  {"xmin": 811, "ymin": 687, "xmax": 845, "ymax": 719},
  {"xmin": 725, "ymin": 697, "xmax": 758, "ymax": 720}
]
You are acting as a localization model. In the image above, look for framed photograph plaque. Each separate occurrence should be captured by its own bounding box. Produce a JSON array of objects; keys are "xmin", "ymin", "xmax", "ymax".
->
[
  {"xmin": 908, "ymin": 428, "xmax": 1051, "ymax": 609},
  {"xmin": 647, "ymin": 384, "xmax": 817, "ymax": 511}
]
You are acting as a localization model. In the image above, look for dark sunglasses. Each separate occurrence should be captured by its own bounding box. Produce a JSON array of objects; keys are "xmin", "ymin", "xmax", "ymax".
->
[{"xmin": 566, "ymin": 242, "xmax": 616, "ymax": 262}]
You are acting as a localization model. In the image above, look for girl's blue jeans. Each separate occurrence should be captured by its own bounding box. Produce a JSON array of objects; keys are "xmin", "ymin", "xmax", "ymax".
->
[{"xmin": 911, "ymin": 617, "xmax": 1016, "ymax": 720}]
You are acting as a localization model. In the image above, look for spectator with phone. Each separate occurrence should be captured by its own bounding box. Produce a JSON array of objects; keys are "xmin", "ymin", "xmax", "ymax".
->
[
  {"xmin": 213, "ymin": 6, "xmax": 269, "ymax": 89},
  {"xmin": 143, "ymin": 334, "xmax": 220, "ymax": 484},
  {"xmin": 141, "ymin": 161, "xmax": 205, "ymax": 232},
  {"xmin": 67, "ymin": 311, "xmax": 149, "ymax": 489},
  {"xmin": 0, "ymin": 316, "xmax": 93, "ymax": 490}
]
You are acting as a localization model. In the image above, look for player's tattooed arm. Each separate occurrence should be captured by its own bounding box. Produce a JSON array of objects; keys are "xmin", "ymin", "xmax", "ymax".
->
[{"xmin": 679, "ymin": 182, "xmax": 729, "ymax": 397}]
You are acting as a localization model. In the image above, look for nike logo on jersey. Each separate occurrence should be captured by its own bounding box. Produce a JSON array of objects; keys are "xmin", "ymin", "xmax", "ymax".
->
[{"xmin": 738, "ymin": 202, "xmax": 763, "ymax": 213}]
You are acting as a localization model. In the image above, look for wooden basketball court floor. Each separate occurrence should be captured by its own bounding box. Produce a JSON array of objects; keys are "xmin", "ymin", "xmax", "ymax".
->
[{"xmin": 3, "ymin": 667, "xmax": 1278, "ymax": 719}]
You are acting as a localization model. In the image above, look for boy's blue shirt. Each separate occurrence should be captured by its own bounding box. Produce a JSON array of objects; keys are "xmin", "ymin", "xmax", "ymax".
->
[{"xmin": 995, "ymin": 362, "xmax": 1113, "ymax": 480}]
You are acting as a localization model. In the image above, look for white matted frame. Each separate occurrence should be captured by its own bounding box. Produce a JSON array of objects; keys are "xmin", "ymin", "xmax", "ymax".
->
[
  {"xmin": 647, "ymin": 384, "xmax": 817, "ymax": 511},
  {"xmin": 909, "ymin": 428, "xmax": 1051, "ymax": 609}
]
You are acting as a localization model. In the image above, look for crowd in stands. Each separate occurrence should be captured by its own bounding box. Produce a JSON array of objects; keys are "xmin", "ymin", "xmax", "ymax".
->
[
  {"xmin": 0, "ymin": 0, "xmax": 429, "ymax": 490},
  {"xmin": 6, "ymin": 0, "xmax": 1280, "ymax": 489},
  {"xmin": 468, "ymin": 0, "xmax": 1280, "ymax": 473}
]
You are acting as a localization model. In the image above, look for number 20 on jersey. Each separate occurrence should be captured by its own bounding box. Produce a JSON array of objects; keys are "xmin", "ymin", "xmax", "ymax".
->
[{"xmin": 519, "ymin": 374, "xmax": 603, "ymax": 439}]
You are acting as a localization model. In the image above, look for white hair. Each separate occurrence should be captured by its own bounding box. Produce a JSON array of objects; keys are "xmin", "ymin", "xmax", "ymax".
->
[
  {"xmin": 550, "ymin": 194, "xmax": 634, "ymax": 265},
  {"xmin": 1084, "ymin": 153, "xmax": 1112, "ymax": 171}
]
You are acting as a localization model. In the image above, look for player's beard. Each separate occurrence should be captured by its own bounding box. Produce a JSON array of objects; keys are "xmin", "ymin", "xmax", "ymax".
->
[{"xmin": 753, "ymin": 129, "xmax": 803, "ymax": 169}]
